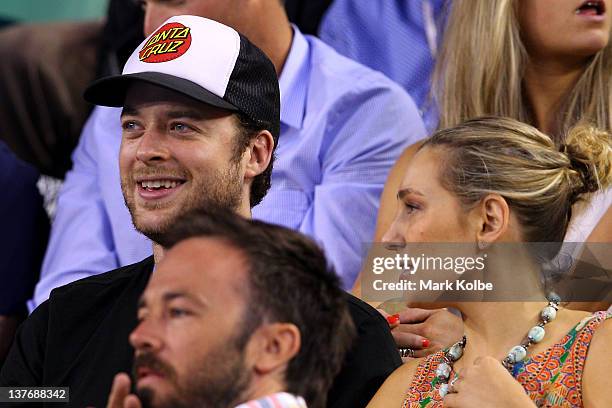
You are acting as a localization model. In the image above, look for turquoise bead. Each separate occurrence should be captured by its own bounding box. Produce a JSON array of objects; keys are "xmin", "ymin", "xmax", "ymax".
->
[
  {"xmin": 508, "ymin": 345, "xmax": 527, "ymax": 363},
  {"xmin": 439, "ymin": 383, "xmax": 449, "ymax": 397},
  {"xmin": 448, "ymin": 343, "xmax": 464, "ymax": 361},
  {"xmin": 528, "ymin": 326, "xmax": 545, "ymax": 343},
  {"xmin": 436, "ymin": 362, "xmax": 451, "ymax": 380},
  {"xmin": 541, "ymin": 306, "xmax": 557, "ymax": 321}
]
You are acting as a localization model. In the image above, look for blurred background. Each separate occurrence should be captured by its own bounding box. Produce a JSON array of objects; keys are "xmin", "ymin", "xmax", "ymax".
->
[{"xmin": 0, "ymin": 0, "xmax": 108, "ymax": 23}]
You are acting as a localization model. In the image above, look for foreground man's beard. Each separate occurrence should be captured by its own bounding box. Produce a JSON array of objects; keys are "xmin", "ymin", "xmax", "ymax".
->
[
  {"xmin": 121, "ymin": 163, "xmax": 243, "ymax": 244},
  {"xmin": 133, "ymin": 336, "xmax": 252, "ymax": 408}
]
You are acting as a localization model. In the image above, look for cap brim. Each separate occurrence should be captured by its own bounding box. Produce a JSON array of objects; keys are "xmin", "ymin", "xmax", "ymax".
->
[{"xmin": 83, "ymin": 72, "xmax": 239, "ymax": 112}]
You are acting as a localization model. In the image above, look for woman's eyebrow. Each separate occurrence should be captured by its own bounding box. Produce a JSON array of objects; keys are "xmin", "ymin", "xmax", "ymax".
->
[{"xmin": 397, "ymin": 188, "xmax": 424, "ymax": 200}]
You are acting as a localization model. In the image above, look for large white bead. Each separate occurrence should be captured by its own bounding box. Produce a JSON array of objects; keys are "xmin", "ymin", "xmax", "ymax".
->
[
  {"xmin": 439, "ymin": 383, "xmax": 449, "ymax": 398},
  {"xmin": 507, "ymin": 345, "xmax": 527, "ymax": 363},
  {"xmin": 448, "ymin": 343, "xmax": 464, "ymax": 361},
  {"xmin": 436, "ymin": 362, "xmax": 451, "ymax": 380},
  {"xmin": 528, "ymin": 326, "xmax": 545, "ymax": 343},
  {"xmin": 541, "ymin": 306, "xmax": 557, "ymax": 321}
]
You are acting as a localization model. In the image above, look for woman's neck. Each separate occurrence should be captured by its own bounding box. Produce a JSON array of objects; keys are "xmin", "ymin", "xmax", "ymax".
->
[
  {"xmin": 523, "ymin": 57, "xmax": 587, "ymax": 135},
  {"xmin": 458, "ymin": 302, "xmax": 546, "ymax": 359},
  {"xmin": 450, "ymin": 245, "xmax": 550, "ymax": 359}
]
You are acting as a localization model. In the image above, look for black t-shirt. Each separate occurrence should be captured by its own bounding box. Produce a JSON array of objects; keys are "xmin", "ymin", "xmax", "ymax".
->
[{"xmin": 0, "ymin": 257, "xmax": 401, "ymax": 407}]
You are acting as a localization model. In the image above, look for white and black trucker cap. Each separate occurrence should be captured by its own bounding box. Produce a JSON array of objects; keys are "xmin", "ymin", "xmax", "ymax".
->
[{"xmin": 84, "ymin": 15, "xmax": 280, "ymax": 138}]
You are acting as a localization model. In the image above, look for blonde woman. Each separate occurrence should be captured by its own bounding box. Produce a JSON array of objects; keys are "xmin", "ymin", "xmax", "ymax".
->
[
  {"xmin": 375, "ymin": 0, "xmax": 612, "ymax": 245},
  {"xmin": 357, "ymin": 1, "xmax": 612, "ymax": 354},
  {"xmin": 367, "ymin": 117, "xmax": 611, "ymax": 407}
]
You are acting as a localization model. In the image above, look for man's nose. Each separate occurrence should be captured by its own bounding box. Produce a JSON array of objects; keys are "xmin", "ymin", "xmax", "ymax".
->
[
  {"xmin": 129, "ymin": 319, "xmax": 163, "ymax": 353},
  {"xmin": 135, "ymin": 130, "xmax": 171, "ymax": 163}
]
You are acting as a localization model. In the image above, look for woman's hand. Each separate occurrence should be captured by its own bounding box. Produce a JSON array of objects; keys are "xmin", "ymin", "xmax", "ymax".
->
[
  {"xmin": 443, "ymin": 356, "xmax": 536, "ymax": 408},
  {"xmin": 380, "ymin": 307, "xmax": 464, "ymax": 359}
]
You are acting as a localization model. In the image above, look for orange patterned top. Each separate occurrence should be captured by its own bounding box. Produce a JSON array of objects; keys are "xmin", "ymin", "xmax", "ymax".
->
[{"xmin": 402, "ymin": 311, "xmax": 610, "ymax": 408}]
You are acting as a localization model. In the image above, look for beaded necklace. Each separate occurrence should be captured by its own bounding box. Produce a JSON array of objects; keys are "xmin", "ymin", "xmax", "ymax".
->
[{"xmin": 436, "ymin": 297, "xmax": 561, "ymax": 397}]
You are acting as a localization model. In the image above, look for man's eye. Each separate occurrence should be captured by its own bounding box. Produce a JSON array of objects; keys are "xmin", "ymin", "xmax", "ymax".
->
[
  {"xmin": 168, "ymin": 308, "xmax": 190, "ymax": 318},
  {"xmin": 170, "ymin": 123, "xmax": 192, "ymax": 132},
  {"xmin": 122, "ymin": 121, "xmax": 140, "ymax": 130}
]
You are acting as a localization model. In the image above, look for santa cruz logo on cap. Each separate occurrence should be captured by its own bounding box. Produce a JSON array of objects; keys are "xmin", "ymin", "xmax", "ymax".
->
[{"xmin": 139, "ymin": 22, "xmax": 192, "ymax": 63}]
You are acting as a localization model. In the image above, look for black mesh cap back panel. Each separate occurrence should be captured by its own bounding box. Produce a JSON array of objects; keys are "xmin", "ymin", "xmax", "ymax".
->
[{"xmin": 224, "ymin": 34, "xmax": 281, "ymax": 143}]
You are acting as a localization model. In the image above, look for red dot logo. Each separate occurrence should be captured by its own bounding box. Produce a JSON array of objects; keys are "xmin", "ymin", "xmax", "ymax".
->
[{"xmin": 139, "ymin": 22, "xmax": 192, "ymax": 63}]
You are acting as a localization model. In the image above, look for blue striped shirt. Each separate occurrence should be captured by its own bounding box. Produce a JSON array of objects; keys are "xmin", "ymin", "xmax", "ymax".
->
[{"xmin": 319, "ymin": 0, "xmax": 448, "ymax": 131}]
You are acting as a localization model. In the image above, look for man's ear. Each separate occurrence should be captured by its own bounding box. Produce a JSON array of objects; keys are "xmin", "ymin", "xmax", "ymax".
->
[
  {"xmin": 250, "ymin": 323, "xmax": 300, "ymax": 375},
  {"xmin": 244, "ymin": 130, "xmax": 274, "ymax": 180},
  {"xmin": 474, "ymin": 194, "xmax": 510, "ymax": 246}
]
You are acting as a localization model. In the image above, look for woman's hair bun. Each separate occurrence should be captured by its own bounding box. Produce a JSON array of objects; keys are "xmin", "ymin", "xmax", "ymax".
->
[{"xmin": 562, "ymin": 124, "xmax": 612, "ymax": 203}]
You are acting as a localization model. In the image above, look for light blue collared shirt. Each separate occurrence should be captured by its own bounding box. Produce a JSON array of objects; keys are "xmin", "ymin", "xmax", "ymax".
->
[
  {"xmin": 31, "ymin": 26, "xmax": 425, "ymax": 310},
  {"xmin": 319, "ymin": 0, "xmax": 448, "ymax": 131}
]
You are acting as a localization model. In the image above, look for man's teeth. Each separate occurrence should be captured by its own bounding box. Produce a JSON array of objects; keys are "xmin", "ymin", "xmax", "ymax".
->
[{"xmin": 140, "ymin": 180, "xmax": 180, "ymax": 189}]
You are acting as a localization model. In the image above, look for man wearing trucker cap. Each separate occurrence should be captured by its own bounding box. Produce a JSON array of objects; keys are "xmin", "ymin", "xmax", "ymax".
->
[
  {"xmin": 33, "ymin": 0, "xmax": 426, "ymax": 309},
  {"xmin": 0, "ymin": 16, "xmax": 400, "ymax": 408}
]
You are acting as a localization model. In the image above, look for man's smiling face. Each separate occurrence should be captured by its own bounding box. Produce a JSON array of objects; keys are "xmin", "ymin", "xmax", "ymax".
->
[{"xmin": 119, "ymin": 81, "xmax": 245, "ymax": 242}]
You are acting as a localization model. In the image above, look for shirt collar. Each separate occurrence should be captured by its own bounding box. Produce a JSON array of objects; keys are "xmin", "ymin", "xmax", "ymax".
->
[
  {"xmin": 234, "ymin": 392, "xmax": 308, "ymax": 408},
  {"xmin": 278, "ymin": 24, "xmax": 309, "ymax": 130}
]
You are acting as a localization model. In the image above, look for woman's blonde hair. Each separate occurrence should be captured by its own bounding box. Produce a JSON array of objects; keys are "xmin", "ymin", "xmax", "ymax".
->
[
  {"xmin": 432, "ymin": 0, "xmax": 612, "ymax": 143},
  {"xmin": 423, "ymin": 117, "xmax": 612, "ymax": 243}
]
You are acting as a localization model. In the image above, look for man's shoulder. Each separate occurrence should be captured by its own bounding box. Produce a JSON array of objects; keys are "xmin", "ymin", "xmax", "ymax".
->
[
  {"xmin": 343, "ymin": 292, "xmax": 388, "ymax": 327},
  {"xmin": 43, "ymin": 257, "xmax": 153, "ymax": 365},
  {"xmin": 303, "ymin": 33, "xmax": 411, "ymax": 100},
  {"xmin": 87, "ymin": 105, "xmax": 123, "ymax": 141},
  {"xmin": 329, "ymin": 292, "xmax": 402, "ymax": 407},
  {"xmin": 0, "ymin": 257, "xmax": 154, "ymax": 389},
  {"xmin": 50, "ymin": 256, "xmax": 154, "ymax": 301}
]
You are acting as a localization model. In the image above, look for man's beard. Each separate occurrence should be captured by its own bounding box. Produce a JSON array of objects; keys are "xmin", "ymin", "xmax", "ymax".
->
[
  {"xmin": 133, "ymin": 333, "xmax": 252, "ymax": 408},
  {"xmin": 121, "ymin": 163, "xmax": 243, "ymax": 244}
]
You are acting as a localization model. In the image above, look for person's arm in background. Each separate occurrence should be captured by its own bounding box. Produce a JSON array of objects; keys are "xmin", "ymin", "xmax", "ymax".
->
[
  {"xmin": 0, "ymin": 141, "xmax": 49, "ymax": 366},
  {"xmin": 29, "ymin": 107, "xmax": 121, "ymax": 310},
  {"xmin": 299, "ymin": 76, "xmax": 426, "ymax": 289}
]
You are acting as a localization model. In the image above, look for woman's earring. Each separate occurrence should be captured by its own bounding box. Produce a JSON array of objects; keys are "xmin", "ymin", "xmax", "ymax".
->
[{"xmin": 478, "ymin": 241, "xmax": 489, "ymax": 250}]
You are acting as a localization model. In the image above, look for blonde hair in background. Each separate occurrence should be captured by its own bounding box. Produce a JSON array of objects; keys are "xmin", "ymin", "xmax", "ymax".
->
[
  {"xmin": 423, "ymin": 117, "xmax": 612, "ymax": 243},
  {"xmin": 432, "ymin": 0, "xmax": 612, "ymax": 142}
]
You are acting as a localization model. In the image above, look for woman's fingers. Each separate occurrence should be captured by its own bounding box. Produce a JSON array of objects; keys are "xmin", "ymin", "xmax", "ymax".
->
[{"xmin": 392, "ymin": 326, "xmax": 430, "ymax": 349}]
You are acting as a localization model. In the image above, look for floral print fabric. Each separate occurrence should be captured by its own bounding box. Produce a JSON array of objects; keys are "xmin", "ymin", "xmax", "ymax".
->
[{"xmin": 403, "ymin": 311, "xmax": 610, "ymax": 408}]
